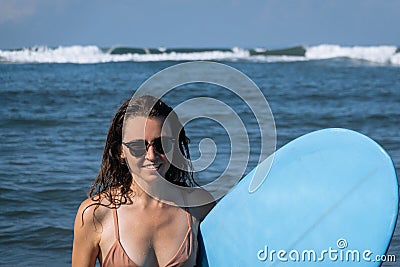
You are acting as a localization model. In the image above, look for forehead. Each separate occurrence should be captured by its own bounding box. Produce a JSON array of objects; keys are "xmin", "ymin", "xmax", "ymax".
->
[{"xmin": 123, "ymin": 116, "xmax": 172, "ymax": 141}]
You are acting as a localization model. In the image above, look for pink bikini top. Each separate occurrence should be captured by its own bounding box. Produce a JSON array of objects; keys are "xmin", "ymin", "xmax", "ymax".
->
[{"xmin": 102, "ymin": 208, "xmax": 197, "ymax": 267}]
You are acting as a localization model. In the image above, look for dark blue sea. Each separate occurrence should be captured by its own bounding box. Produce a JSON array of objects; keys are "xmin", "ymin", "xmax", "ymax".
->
[{"xmin": 0, "ymin": 45, "xmax": 399, "ymax": 266}]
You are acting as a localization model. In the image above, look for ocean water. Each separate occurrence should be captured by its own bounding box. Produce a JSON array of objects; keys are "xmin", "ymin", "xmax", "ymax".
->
[{"xmin": 0, "ymin": 45, "xmax": 399, "ymax": 266}]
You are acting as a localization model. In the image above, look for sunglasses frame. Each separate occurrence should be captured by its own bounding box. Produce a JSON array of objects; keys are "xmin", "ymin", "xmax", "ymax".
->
[{"xmin": 122, "ymin": 136, "xmax": 176, "ymax": 157}]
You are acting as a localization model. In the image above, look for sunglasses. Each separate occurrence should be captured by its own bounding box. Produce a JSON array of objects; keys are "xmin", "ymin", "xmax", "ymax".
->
[{"xmin": 122, "ymin": 136, "xmax": 175, "ymax": 157}]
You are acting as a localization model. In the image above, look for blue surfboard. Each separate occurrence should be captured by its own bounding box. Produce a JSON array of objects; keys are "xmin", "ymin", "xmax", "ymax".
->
[{"xmin": 199, "ymin": 128, "xmax": 398, "ymax": 266}]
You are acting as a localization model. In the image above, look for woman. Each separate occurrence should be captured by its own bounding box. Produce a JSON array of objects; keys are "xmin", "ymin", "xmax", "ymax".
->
[{"xmin": 72, "ymin": 95, "xmax": 214, "ymax": 267}]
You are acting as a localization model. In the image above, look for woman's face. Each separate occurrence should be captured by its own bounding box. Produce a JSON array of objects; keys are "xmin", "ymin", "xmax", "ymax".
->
[{"xmin": 122, "ymin": 116, "xmax": 173, "ymax": 185}]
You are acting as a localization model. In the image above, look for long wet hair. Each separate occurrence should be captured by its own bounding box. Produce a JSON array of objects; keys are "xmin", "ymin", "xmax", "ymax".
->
[{"xmin": 88, "ymin": 95, "xmax": 195, "ymax": 207}]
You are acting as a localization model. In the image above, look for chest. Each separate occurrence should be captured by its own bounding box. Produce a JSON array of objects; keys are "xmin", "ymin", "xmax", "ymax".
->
[{"xmin": 102, "ymin": 207, "xmax": 197, "ymax": 266}]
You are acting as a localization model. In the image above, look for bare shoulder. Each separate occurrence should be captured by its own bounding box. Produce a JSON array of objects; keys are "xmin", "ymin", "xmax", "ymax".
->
[
  {"xmin": 72, "ymin": 195, "xmax": 113, "ymax": 267},
  {"xmin": 75, "ymin": 195, "xmax": 113, "ymax": 229},
  {"xmin": 187, "ymin": 188, "xmax": 216, "ymax": 222}
]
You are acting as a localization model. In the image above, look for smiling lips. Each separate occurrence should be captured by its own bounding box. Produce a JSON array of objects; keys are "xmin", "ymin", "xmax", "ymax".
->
[{"xmin": 143, "ymin": 163, "xmax": 162, "ymax": 170}]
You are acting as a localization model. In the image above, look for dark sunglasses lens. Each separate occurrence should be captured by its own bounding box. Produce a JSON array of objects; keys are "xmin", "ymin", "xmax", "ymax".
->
[
  {"xmin": 127, "ymin": 141, "xmax": 147, "ymax": 157},
  {"xmin": 153, "ymin": 137, "xmax": 173, "ymax": 154},
  {"xmin": 130, "ymin": 147, "xmax": 146, "ymax": 157}
]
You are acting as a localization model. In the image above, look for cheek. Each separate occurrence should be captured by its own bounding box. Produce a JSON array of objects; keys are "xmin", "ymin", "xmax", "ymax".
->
[
  {"xmin": 159, "ymin": 155, "xmax": 171, "ymax": 172},
  {"xmin": 124, "ymin": 153, "xmax": 143, "ymax": 173},
  {"xmin": 163, "ymin": 149, "xmax": 175, "ymax": 167},
  {"xmin": 169, "ymin": 148, "xmax": 182, "ymax": 168}
]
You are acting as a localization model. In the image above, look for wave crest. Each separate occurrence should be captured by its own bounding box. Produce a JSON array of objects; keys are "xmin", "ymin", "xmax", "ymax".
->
[
  {"xmin": 0, "ymin": 44, "xmax": 399, "ymax": 65},
  {"xmin": 306, "ymin": 44, "xmax": 398, "ymax": 64}
]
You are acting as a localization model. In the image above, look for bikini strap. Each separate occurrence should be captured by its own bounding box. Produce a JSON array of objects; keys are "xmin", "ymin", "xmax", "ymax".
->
[
  {"xmin": 182, "ymin": 193, "xmax": 193, "ymax": 229},
  {"xmin": 185, "ymin": 208, "xmax": 192, "ymax": 230},
  {"xmin": 112, "ymin": 208, "xmax": 121, "ymax": 240}
]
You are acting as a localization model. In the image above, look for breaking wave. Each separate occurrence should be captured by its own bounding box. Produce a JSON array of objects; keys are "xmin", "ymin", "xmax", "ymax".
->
[{"xmin": 0, "ymin": 44, "xmax": 399, "ymax": 65}]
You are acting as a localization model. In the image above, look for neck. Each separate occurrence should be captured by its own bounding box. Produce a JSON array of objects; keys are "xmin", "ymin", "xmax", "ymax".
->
[
  {"xmin": 130, "ymin": 178, "xmax": 185, "ymax": 209},
  {"xmin": 130, "ymin": 181, "xmax": 170, "ymax": 208}
]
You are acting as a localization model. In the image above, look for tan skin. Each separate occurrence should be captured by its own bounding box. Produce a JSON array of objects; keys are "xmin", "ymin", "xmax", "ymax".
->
[{"xmin": 72, "ymin": 117, "xmax": 214, "ymax": 267}]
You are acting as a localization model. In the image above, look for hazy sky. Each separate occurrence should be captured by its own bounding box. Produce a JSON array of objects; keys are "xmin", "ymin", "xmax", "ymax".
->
[{"xmin": 0, "ymin": 0, "xmax": 399, "ymax": 49}]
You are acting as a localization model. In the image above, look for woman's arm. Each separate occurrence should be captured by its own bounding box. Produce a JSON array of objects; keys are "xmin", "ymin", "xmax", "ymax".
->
[{"xmin": 72, "ymin": 199, "xmax": 101, "ymax": 267}]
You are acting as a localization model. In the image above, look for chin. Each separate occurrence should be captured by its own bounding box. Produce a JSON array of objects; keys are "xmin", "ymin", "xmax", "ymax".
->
[{"xmin": 140, "ymin": 170, "xmax": 167, "ymax": 182}]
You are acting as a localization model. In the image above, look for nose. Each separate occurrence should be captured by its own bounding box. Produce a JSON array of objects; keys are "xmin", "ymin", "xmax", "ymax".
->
[{"xmin": 145, "ymin": 144, "xmax": 157, "ymax": 161}]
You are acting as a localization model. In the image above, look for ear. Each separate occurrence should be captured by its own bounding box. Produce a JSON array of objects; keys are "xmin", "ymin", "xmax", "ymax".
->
[{"xmin": 120, "ymin": 146, "xmax": 126, "ymax": 159}]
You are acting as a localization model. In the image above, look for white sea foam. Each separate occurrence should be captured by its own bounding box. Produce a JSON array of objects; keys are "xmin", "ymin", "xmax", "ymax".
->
[
  {"xmin": 390, "ymin": 52, "xmax": 400, "ymax": 65},
  {"xmin": 252, "ymin": 55, "xmax": 307, "ymax": 63},
  {"xmin": 0, "ymin": 44, "xmax": 399, "ymax": 65},
  {"xmin": 131, "ymin": 47, "xmax": 249, "ymax": 62},
  {"xmin": 305, "ymin": 44, "xmax": 398, "ymax": 65},
  {"xmin": 0, "ymin": 45, "xmax": 250, "ymax": 63},
  {"xmin": 0, "ymin": 45, "xmax": 107, "ymax": 64}
]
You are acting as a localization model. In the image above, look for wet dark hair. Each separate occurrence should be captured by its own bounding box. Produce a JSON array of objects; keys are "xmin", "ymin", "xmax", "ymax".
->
[{"xmin": 88, "ymin": 95, "xmax": 195, "ymax": 207}]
